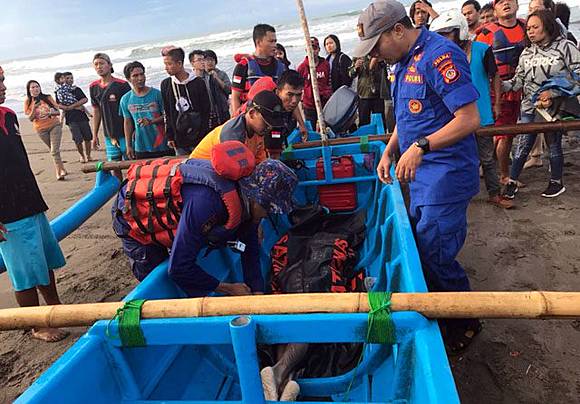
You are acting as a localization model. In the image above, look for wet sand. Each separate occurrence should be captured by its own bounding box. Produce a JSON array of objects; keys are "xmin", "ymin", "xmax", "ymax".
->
[{"xmin": 0, "ymin": 122, "xmax": 578, "ymax": 403}]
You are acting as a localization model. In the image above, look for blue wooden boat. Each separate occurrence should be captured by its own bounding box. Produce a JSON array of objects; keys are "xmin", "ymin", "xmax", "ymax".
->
[{"xmin": 17, "ymin": 115, "xmax": 459, "ymax": 403}]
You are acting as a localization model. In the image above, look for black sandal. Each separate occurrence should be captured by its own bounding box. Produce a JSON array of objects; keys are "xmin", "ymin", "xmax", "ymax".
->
[{"xmin": 444, "ymin": 320, "xmax": 483, "ymax": 355}]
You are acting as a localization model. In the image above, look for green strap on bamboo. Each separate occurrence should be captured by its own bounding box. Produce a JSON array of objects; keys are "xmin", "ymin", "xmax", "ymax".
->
[
  {"xmin": 107, "ymin": 299, "xmax": 147, "ymax": 347},
  {"xmin": 282, "ymin": 143, "xmax": 294, "ymax": 160},
  {"xmin": 360, "ymin": 135, "xmax": 369, "ymax": 153},
  {"xmin": 366, "ymin": 292, "xmax": 396, "ymax": 345},
  {"xmin": 95, "ymin": 161, "xmax": 104, "ymax": 172},
  {"xmin": 344, "ymin": 292, "xmax": 397, "ymax": 401}
]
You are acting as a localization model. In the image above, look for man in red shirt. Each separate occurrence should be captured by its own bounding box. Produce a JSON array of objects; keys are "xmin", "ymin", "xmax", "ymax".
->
[
  {"xmin": 476, "ymin": 0, "xmax": 526, "ymax": 185},
  {"xmin": 297, "ymin": 37, "xmax": 332, "ymax": 130}
]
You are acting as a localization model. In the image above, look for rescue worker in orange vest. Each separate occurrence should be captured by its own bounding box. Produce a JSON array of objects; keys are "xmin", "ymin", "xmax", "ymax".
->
[
  {"xmin": 112, "ymin": 153, "xmax": 298, "ymax": 297},
  {"xmin": 190, "ymin": 90, "xmax": 286, "ymax": 163}
]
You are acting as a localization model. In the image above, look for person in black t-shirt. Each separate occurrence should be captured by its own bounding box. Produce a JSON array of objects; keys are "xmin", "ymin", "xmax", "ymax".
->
[
  {"xmin": 160, "ymin": 47, "xmax": 211, "ymax": 155},
  {"xmin": 90, "ymin": 53, "xmax": 131, "ymax": 165},
  {"xmin": 56, "ymin": 72, "xmax": 93, "ymax": 163},
  {"xmin": 0, "ymin": 67, "xmax": 68, "ymax": 343},
  {"xmin": 231, "ymin": 24, "xmax": 287, "ymax": 112}
]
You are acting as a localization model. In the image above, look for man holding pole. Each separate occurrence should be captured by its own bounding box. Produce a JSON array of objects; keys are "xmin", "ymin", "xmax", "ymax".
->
[{"xmin": 353, "ymin": 0, "xmax": 482, "ymax": 352}]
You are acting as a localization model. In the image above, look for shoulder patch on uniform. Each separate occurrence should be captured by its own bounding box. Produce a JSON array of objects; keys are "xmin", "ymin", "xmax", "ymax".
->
[
  {"xmin": 432, "ymin": 52, "xmax": 451, "ymax": 67},
  {"xmin": 439, "ymin": 63, "xmax": 460, "ymax": 84}
]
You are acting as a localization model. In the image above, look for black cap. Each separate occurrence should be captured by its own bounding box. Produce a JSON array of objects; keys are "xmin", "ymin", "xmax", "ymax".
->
[{"xmin": 251, "ymin": 90, "xmax": 285, "ymax": 128}]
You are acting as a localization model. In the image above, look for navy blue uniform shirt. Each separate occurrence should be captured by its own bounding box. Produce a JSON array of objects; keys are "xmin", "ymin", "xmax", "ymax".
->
[
  {"xmin": 168, "ymin": 184, "xmax": 263, "ymax": 296},
  {"xmin": 392, "ymin": 27, "xmax": 480, "ymax": 206}
]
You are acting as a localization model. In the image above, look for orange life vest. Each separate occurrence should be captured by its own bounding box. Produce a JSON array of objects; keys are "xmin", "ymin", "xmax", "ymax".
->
[{"xmin": 122, "ymin": 141, "xmax": 256, "ymax": 248}]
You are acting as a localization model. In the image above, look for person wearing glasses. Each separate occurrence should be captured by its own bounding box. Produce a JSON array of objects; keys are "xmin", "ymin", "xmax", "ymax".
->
[
  {"xmin": 296, "ymin": 37, "xmax": 332, "ymax": 129},
  {"xmin": 190, "ymin": 90, "xmax": 286, "ymax": 163}
]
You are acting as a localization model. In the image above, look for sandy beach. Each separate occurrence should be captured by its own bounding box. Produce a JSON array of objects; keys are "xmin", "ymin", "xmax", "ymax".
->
[{"xmin": 0, "ymin": 120, "xmax": 579, "ymax": 403}]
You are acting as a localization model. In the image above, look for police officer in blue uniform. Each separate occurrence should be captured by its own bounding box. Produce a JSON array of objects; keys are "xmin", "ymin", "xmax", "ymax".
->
[{"xmin": 353, "ymin": 0, "xmax": 482, "ymax": 352}]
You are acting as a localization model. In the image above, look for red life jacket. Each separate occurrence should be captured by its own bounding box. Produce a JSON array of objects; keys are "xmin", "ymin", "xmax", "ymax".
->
[{"xmin": 123, "ymin": 141, "xmax": 256, "ymax": 248}]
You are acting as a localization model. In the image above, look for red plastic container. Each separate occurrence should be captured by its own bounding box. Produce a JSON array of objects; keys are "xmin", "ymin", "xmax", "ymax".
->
[{"xmin": 316, "ymin": 156, "xmax": 357, "ymax": 212}]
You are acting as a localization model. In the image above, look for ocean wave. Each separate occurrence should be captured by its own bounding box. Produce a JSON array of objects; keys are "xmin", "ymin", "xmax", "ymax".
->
[{"xmin": 4, "ymin": 0, "xmax": 579, "ymax": 116}]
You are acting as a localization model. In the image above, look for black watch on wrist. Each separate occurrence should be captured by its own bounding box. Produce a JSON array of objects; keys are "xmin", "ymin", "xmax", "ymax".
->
[{"xmin": 415, "ymin": 137, "xmax": 430, "ymax": 153}]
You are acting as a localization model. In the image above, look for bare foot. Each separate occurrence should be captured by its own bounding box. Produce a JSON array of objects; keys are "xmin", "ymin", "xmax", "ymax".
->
[
  {"xmin": 280, "ymin": 380, "xmax": 300, "ymax": 401},
  {"xmin": 31, "ymin": 327, "xmax": 69, "ymax": 342},
  {"xmin": 260, "ymin": 367, "xmax": 279, "ymax": 401}
]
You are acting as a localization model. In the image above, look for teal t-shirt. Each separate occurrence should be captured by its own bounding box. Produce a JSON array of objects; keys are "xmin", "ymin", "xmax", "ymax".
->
[
  {"xmin": 119, "ymin": 88, "xmax": 170, "ymax": 153},
  {"xmin": 469, "ymin": 41, "xmax": 494, "ymax": 127}
]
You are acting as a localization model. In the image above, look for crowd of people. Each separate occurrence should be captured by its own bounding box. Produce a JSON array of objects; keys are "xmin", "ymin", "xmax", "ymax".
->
[{"xmin": 0, "ymin": 0, "xmax": 579, "ymax": 367}]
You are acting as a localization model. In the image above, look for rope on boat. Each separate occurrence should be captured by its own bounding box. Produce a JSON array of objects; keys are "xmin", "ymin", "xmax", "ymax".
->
[
  {"xmin": 344, "ymin": 292, "xmax": 396, "ymax": 401},
  {"xmin": 367, "ymin": 291, "xmax": 396, "ymax": 344},
  {"xmin": 101, "ymin": 293, "xmax": 395, "ymax": 349},
  {"xmin": 106, "ymin": 299, "xmax": 147, "ymax": 347},
  {"xmin": 359, "ymin": 135, "xmax": 370, "ymax": 153}
]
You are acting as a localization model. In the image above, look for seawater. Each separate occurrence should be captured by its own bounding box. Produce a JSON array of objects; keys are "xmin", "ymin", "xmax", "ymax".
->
[{"xmin": 1, "ymin": 0, "xmax": 578, "ymax": 115}]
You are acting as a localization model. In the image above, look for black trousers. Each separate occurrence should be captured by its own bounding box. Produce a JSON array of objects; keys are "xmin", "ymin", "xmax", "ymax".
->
[
  {"xmin": 358, "ymin": 98, "xmax": 385, "ymax": 127},
  {"xmin": 304, "ymin": 108, "xmax": 318, "ymax": 130}
]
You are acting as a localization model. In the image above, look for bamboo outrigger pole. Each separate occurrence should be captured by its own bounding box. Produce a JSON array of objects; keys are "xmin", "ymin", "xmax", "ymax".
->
[
  {"xmin": 295, "ymin": 0, "xmax": 328, "ymax": 141},
  {"xmin": 81, "ymin": 120, "xmax": 580, "ymax": 173},
  {"xmin": 0, "ymin": 292, "xmax": 579, "ymax": 331},
  {"xmin": 291, "ymin": 119, "xmax": 580, "ymax": 149}
]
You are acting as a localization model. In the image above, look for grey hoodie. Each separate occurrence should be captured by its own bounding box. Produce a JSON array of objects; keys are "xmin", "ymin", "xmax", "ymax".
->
[{"xmin": 503, "ymin": 36, "xmax": 580, "ymax": 114}]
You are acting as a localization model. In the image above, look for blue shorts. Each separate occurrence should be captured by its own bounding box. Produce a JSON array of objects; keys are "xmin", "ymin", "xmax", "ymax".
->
[
  {"xmin": 0, "ymin": 213, "xmax": 66, "ymax": 291},
  {"xmin": 104, "ymin": 136, "xmax": 127, "ymax": 162}
]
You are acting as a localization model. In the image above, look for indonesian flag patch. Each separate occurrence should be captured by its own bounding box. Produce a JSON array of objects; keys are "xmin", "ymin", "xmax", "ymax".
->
[{"xmin": 233, "ymin": 75, "xmax": 242, "ymax": 84}]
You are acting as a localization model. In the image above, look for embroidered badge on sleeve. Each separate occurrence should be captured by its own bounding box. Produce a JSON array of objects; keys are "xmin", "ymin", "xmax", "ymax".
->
[{"xmin": 433, "ymin": 52, "xmax": 460, "ymax": 84}]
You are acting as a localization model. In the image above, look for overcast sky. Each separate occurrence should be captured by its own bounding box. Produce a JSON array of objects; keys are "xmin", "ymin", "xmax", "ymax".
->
[{"xmin": 0, "ymin": 0, "xmax": 373, "ymax": 61}]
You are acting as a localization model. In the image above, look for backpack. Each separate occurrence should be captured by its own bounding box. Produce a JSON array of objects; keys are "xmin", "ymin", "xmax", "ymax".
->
[{"xmin": 172, "ymin": 80, "xmax": 202, "ymax": 143}]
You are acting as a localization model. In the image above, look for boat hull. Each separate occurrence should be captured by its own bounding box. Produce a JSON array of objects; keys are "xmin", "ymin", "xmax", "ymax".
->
[{"xmin": 18, "ymin": 119, "xmax": 459, "ymax": 403}]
